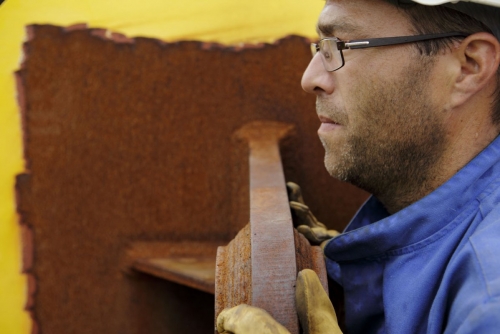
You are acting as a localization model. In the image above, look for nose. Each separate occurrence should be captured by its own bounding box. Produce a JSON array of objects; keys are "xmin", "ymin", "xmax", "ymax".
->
[{"xmin": 301, "ymin": 53, "xmax": 335, "ymax": 95}]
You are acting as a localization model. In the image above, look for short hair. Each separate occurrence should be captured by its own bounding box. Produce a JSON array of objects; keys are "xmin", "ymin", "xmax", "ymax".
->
[{"xmin": 394, "ymin": 3, "xmax": 500, "ymax": 124}]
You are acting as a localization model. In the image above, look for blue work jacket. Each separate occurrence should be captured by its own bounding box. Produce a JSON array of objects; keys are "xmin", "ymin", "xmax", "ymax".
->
[{"xmin": 324, "ymin": 136, "xmax": 500, "ymax": 334}]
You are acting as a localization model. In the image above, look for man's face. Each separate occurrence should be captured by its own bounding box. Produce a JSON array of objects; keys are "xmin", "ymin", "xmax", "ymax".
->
[{"xmin": 302, "ymin": 0, "xmax": 448, "ymax": 204}]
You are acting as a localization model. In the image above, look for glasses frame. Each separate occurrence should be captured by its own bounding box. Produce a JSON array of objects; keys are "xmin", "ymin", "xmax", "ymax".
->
[{"xmin": 311, "ymin": 31, "xmax": 470, "ymax": 72}]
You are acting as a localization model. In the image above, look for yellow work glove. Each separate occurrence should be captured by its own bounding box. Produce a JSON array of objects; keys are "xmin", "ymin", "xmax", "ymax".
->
[
  {"xmin": 216, "ymin": 269, "xmax": 342, "ymax": 334},
  {"xmin": 287, "ymin": 182, "xmax": 339, "ymax": 246},
  {"xmin": 216, "ymin": 304, "xmax": 290, "ymax": 334},
  {"xmin": 296, "ymin": 269, "xmax": 343, "ymax": 334}
]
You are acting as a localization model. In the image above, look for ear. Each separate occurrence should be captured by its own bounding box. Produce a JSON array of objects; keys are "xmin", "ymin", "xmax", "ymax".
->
[{"xmin": 450, "ymin": 32, "xmax": 500, "ymax": 109}]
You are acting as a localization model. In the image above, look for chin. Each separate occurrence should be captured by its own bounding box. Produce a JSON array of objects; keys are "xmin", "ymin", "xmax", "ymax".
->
[{"xmin": 323, "ymin": 154, "xmax": 342, "ymax": 179}]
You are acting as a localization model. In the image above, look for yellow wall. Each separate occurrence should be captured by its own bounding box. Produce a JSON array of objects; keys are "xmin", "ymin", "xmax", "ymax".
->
[{"xmin": 0, "ymin": 0, "xmax": 323, "ymax": 332}]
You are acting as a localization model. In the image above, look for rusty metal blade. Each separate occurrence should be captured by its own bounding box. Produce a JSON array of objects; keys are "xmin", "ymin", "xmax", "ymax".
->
[{"xmin": 235, "ymin": 121, "xmax": 298, "ymax": 333}]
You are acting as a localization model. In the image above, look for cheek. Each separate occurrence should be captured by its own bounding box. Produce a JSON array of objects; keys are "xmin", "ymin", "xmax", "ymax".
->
[
  {"xmin": 332, "ymin": 52, "xmax": 420, "ymax": 130},
  {"xmin": 345, "ymin": 82, "xmax": 416, "ymax": 141},
  {"xmin": 333, "ymin": 71, "xmax": 366, "ymax": 122},
  {"xmin": 340, "ymin": 77, "xmax": 381, "ymax": 127}
]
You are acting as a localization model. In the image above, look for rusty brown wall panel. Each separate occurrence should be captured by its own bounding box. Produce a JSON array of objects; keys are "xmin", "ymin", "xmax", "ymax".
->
[{"xmin": 16, "ymin": 24, "xmax": 368, "ymax": 333}]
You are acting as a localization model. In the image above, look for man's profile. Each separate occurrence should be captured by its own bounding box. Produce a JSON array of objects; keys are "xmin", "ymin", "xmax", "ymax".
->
[{"xmin": 217, "ymin": 0, "xmax": 500, "ymax": 333}]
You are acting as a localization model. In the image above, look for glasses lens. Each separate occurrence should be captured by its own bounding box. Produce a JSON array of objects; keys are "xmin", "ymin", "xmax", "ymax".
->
[
  {"xmin": 310, "ymin": 43, "xmax": 319, "ymax": 57},
  {"xmin": 319, "ymin": 39, "xmax": 343, "ymax": 71}
]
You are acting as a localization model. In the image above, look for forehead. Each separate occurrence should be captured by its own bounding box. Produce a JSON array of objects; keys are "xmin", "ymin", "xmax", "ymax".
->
[{"xmin": 317, "ymin": 0, "xmax": 413, "ymax": 37}]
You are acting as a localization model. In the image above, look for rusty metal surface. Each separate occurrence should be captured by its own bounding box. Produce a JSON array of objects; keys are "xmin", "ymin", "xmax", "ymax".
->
[
  {"xmin": 216, "ymin": 121, "xmax": 329, "ymax": 334},
  {"xmin": 130, "ymin": 239, "xmax": 217, "ymax": 296},
  {"xmin": 236, "ymin": 121, "xmax": 299, "ymax": 332},
  {"xmin": 133, "ymin": 257, "xmax": 216, "ymax": 294},
  {"xmin": 293, "ymin": 230, "xmax": 328, "ymax": 294},
  {"xmin": 215, "ymin": 221, "xmax": 329, "ymax": 334},
  {"xmin": 215, "ymin": 224, "xmax": 252, "ymax": 323},
  {"xmin": 16, "ymin": 24, "xmax": 368, "ymax": 333}
]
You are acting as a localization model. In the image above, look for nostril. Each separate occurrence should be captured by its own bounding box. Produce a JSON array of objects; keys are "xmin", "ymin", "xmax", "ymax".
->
[{"xmin": 313, "ymin": 86, "xmax": 326, "ymax": 93}]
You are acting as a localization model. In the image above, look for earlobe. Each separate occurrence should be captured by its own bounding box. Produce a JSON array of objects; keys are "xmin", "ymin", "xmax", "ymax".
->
[{"xmin": 451, "ymin": 32, "xmax": 500, "ymax": 107}]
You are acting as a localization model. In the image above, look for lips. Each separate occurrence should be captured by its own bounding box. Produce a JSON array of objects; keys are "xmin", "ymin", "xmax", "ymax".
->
[
  {"xmin": 318, "ymin": 115, "xmax": 341, "ymax": 133},
  {"xmin": 318, "ymin": 115, "xmax": 340, "ymax": 125}
]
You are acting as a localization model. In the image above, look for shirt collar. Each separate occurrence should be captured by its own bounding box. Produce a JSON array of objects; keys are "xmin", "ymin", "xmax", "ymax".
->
[{"xmin": 324, "ymin": 135, "xmax": 500, "ymax": 262}]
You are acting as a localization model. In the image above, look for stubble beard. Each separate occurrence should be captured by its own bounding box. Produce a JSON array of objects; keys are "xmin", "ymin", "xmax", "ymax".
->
[{"xmin": 319, "ymin": 61, "xmax": 447, "ymax": 212}]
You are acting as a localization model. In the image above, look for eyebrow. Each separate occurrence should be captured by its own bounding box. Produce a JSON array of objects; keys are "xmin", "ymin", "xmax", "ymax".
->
[{"xmin": 316, "ymin": 19, "xmax": 363, "ymax": 37}]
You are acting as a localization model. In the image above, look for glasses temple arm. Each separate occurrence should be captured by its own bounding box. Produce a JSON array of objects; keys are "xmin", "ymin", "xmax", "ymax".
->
[{"xmin": 345, "ymin": 32, "xmax": 469, "ymax": 49}]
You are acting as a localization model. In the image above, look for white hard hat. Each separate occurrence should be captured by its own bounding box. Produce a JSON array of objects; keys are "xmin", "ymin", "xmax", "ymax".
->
[
  {"xmin": 389, "ymin": 0, "xmax": 500, "ymax": 39},
  {"xmin": 411, "ymin": 0, "xmax": 500, "ymax": 7}
]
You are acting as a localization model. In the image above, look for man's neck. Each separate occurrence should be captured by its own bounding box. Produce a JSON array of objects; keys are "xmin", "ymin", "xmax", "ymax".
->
[{"xmin": 379, "ymin": 114, "xmax": 500, "ymax": 214}]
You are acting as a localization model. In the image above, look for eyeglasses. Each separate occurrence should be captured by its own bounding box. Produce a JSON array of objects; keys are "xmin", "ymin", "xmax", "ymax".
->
[{"xmin": 311, "ymin": 31, "xmax": 469, "ymax": 72}]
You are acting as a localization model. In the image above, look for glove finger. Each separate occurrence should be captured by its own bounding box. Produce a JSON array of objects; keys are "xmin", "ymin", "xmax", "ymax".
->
[
  {"xmin": 290, "ymin": 202, "xmax": 326, "ymax": 229},
  {"xmin": 290, "ymin": 202, "xmax": 312, "ymax": 226},
  {"xmin": 286, "ymin": 182, "xmax": 305, "ymax": 204},
  {"xmin": 289, "ymin": 201, "xmax": 309, "ymax": 213},
  {"xmin": 317, "ymin": 231, "xmax": 340, "ymax": 252},
  {"xmin": 217, "ymin": 304, "xmax": 261, "ymax": 333},
  {"xmin": 216, "ymin": 304, "xmax": 290, "ymax": 334},
  {"xmin": 297, "ymin": 225, "xmax": 328, "ymax": 245},
  {"xmin": 296, "ymin": 269, "xmax": 342, "ymax": 334},
  {"xmin": 326, "ymin": 229, "xmax": 340, "ymax": 238},
  {"xmin": 311, "ymin": 227, "xmax": 338, "ymax": 242},
  {"xmin": 216, "ymin": 306, "xmax": 238, "ymax": 333},
  {"xmin": 305, "ymin": 210, "xmax": 327, "ymax": 229}
]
